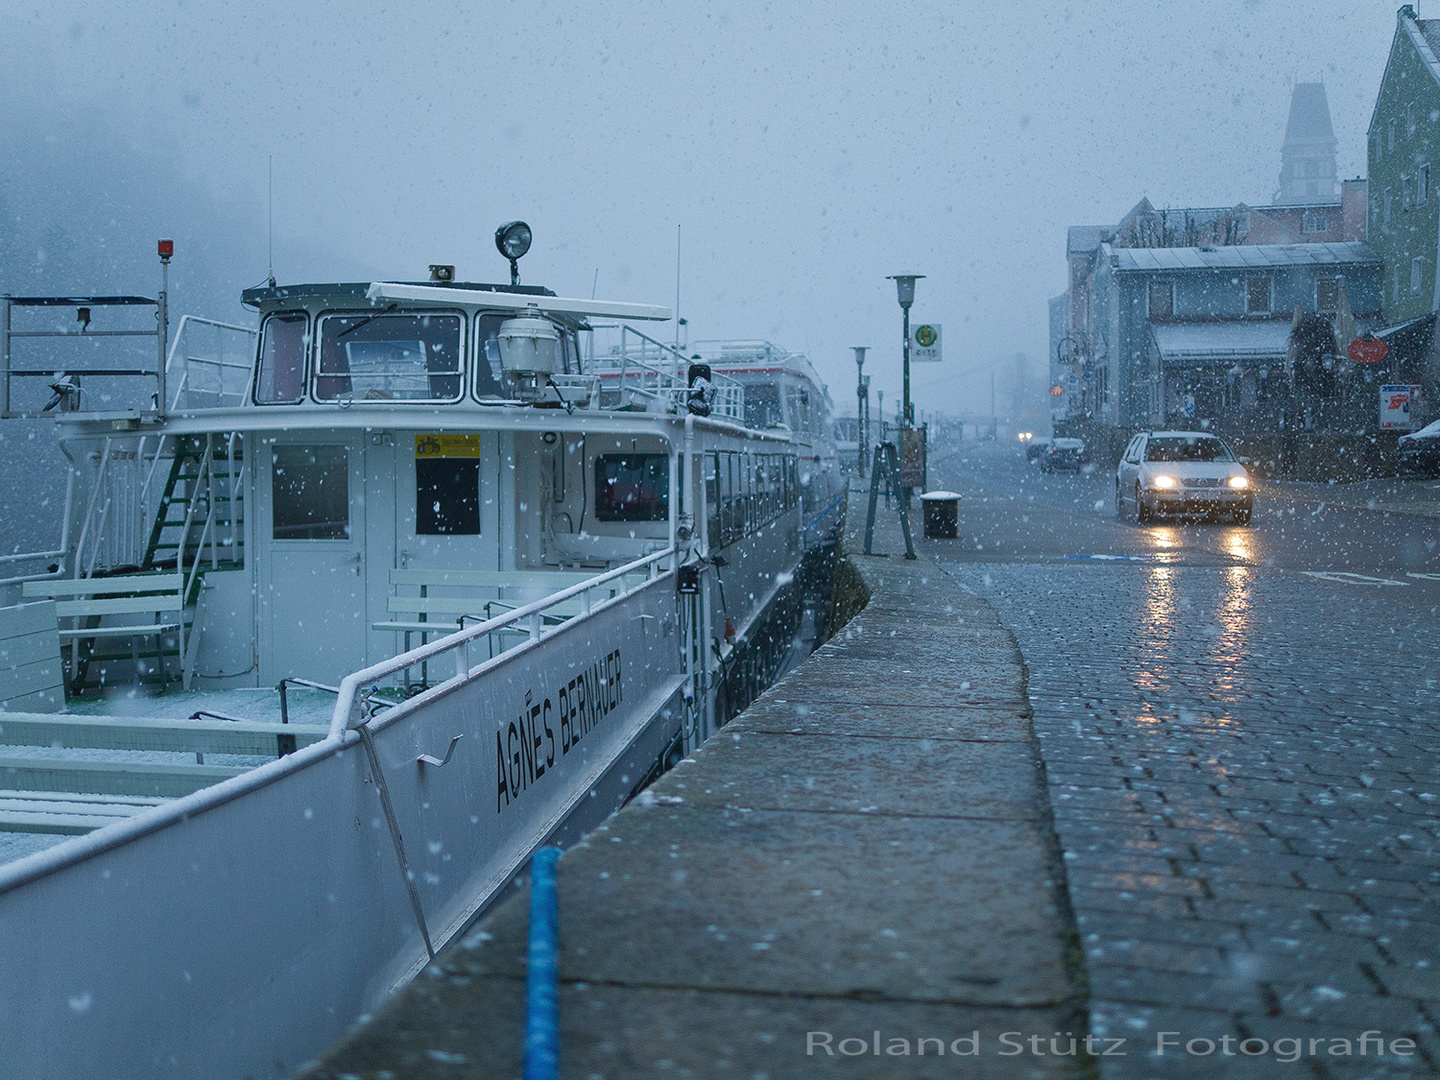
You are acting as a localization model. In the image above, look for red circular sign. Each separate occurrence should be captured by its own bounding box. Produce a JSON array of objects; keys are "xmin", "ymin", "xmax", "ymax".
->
[{"xmin": 1348, "ymin": 337, "xmax": 1389, "ymax": 364}]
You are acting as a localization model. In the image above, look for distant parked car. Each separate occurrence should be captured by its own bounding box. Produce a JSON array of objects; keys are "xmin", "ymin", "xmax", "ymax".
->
[
  {"xmin": 1115, "ymin": 430, "xmax": 1253, "ymax": 525},
  {"xmin": 1025, "ymin": 437, "xmax": 1052, "ymax": 462},
  {"xmin": 1040, "ymin": 437, "xmax": 1089, "ymax": 473},
  {"xmin": 1398, "ymin": 418, "xmax": 1440, "ymax": 476}
]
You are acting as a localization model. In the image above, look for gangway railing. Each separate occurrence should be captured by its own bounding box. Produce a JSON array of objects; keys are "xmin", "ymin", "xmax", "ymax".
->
[
  {"xmin": 329, "ymin": 547, "xmax": 676, "ymax": 740},
  {"xmin": 592, "ymin": 326, "xmax": 743, "ymax": 421},
  {"xmin": 165, "ymin": 316, "xmax": 256, "ymax": 411}
]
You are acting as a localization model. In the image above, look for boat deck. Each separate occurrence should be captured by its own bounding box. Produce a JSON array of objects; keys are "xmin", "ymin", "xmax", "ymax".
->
[{"xmin": 0, "ymin": 685, "xmax": 333, "ymax": 864}]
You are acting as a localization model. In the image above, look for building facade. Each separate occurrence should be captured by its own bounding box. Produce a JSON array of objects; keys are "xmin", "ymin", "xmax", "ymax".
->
[{"xmin": 1366, "ymin": 5, "xmax": 1440, "ymax": 418}]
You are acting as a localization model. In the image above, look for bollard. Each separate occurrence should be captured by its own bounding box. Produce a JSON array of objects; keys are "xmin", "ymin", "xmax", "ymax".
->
[{"xmin": 523, "ymin": 846, "xmax": 562, "ymax": 1080}]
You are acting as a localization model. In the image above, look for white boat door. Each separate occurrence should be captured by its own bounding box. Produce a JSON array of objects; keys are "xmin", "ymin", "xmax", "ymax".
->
[
  {"xmin": 364, "ymin": 431, "xmax": 499, "ymax": 663},
  {"xmin": 257, "ymin": 436, "xmax": 370, "ymax": 685}
]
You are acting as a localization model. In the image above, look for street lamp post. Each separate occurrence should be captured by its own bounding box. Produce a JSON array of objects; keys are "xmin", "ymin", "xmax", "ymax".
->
[
  {"xmin": 853, "ymin": 346, "xmax": 868, "ymax": 476},
  {"xmin": 887, "ymin": 275, "xmax": 924, "ymax": 428}
]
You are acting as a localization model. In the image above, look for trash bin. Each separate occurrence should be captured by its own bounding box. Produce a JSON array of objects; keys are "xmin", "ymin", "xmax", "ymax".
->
[{"xmin": 920, "ymin": 490, "xmax": 960, "ymax": 539}]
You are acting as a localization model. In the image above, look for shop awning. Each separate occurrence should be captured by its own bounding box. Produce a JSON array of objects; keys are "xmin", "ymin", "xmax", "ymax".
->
[{"xmin": 1150, "ymin": 321, "xmax": 1292, "ymax": 366}]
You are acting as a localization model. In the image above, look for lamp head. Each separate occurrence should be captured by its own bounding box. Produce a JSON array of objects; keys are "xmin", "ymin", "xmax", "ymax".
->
[
  {"xmin": 494, "ymin": 221, "xmax": 532, "ymax": 285},
  {"xmin": 887, "ymin": 274, "xmax": 924, "ymax": 309},
  {"xmin": 852, "ymin": 346, "xmax": 868, "ymax": 370}
]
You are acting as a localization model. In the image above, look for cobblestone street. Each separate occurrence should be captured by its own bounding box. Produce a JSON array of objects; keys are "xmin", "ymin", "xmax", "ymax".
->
[{"xmin": 944, "ymin": 560, "xmax": 1440, "ymax": 1078}]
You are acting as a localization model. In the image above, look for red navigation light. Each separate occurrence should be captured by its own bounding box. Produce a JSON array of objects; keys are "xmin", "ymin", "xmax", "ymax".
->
[{"xmin": 157, "ymin": 239, "xmax": 174, "ymax": 259}]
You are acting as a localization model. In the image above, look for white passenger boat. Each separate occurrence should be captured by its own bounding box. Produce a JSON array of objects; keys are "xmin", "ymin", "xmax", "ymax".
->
[{"xmin": 0, "ymin": 226, "xmax": 843, "ymax": 1079}]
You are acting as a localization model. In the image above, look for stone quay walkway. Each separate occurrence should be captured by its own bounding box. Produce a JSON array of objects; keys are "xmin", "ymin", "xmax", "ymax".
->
[{"xmin": 305, "ymin": 494, "xmax": 1088, "ymax": 1079}]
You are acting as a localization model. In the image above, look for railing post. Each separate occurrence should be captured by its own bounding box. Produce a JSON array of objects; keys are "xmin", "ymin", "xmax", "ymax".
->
[{"xmin": 1, "ymin": 294, "xmax": 11, "ymax": 419}]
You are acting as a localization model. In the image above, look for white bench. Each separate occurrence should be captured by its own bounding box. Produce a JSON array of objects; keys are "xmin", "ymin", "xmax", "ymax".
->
[
  {"xmin": 0, "ymin": 601, "xmax": 64, "ymax": 712},
  {"xmin": 21, "ymin": 573, "xmax": 186, "ymax": 689},
  {"xmin": 373, "ymin": 567, "xmax": 639, "ymax": 652}
]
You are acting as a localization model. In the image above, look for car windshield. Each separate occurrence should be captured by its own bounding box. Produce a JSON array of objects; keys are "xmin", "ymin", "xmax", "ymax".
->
[{"xmin": 1144, "ymin": 437, "xmax": 1234, "ymax": 463}]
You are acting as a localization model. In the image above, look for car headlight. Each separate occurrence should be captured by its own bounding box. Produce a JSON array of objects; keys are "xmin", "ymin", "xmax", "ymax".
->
[
  {"xmin": 1151, "ymin": 475, "xmax": 1176, "ymax": 489},
  {"xmin": 1228, "ymin": 475, "xmax": 1249, "ymax": 489}
]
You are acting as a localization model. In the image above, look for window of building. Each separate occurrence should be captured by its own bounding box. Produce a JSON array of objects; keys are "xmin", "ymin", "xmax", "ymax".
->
[
  {"xmin": 1385, "ymin": 190, "xmax": 1393, "ymax": 225},
  {"xmin": 1147, "ymin": 281, "xmax": 1174, "ymax": 319},
  {"xmin": 272, "ymin": 445, "xmax": 349, "ymax": 540},
  {"xmin": 1408, "ymin": 102, "xmax": 1416, "ymax": 137},
  {"xmin": 1246, "ymin": 277, "xmax": 1272, "ymax": 315},
  {"xmin": 595, "ymin": 454, "xmax": 669, "ymax": 522},
  {"xmin": 1302, "ymin": 209, "xmax": 1327, "ymax": 233},
  {"xmin": 1395, "ymin": 264, "xmax": 1403, "ymax": 303},
  {"xmin": 1389, "ymin": 118, "xmax": 1397, "ymax": 152},
  {"xmin": 1316, "ymin": 277, "xmax": 1343, "ymax": 314},
  {"xmin": 1421, "ymin": 164, "xmax": 1430, "ymax": 206},
  {"xmin": 1234, "ymin": 212, "xmax": 1250, "ymax": 236},
  {"xmin": 1412, "ymin": 257, "xmax": 1425, "ymax": 296}
]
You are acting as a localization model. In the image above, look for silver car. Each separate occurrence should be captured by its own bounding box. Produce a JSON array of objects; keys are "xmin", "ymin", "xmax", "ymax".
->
[{"xmin": 1116, "ymin": 431, "xmax": 1253, "ymax": 525}]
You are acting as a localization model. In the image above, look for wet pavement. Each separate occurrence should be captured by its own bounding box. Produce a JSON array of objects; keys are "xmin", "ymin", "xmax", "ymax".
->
[{"xmin": 936, "ymin": 442, "xmax": 1440, "ymax": 1078}]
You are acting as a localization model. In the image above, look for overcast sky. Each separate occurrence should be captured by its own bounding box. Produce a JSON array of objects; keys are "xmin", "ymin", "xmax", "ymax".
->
[{"xmin": 0, "ymin": 1, "xmax": 1406, "ymax": 419}]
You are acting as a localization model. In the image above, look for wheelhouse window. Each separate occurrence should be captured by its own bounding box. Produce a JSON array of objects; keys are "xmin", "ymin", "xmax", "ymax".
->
[
  {"xmin": 742, "ymin": 383, "xmax": 783, "ymax": 428},
  {"xmin": 594, "ymin": 454, "xmax": 669, "ymax": 522},
  {"xmin": 272, "ymin": 445, "xmax": 349, "ymax": 539},
  {"xmin": 473, "ymin": 313, "xmax": 579, "ymax": 400},
  {"xmin": 315, "ymin": 313, "xmax": 462, "ymax": 401},
  {"xmin": 254, "ymin": 313, "xmax": 308, "ymax": 404}
]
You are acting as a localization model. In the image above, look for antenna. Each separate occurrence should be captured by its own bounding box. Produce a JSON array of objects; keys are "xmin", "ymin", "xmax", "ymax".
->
[
  {"xmin": 675, "ymin": 225, "xmax": 681, "ymax": 349},
  {"xmin": 591, "ymin": 268, "xmax": 599, "ymax": 300},
  {"xmin": 267, "ymin": 156, "xmax": 275, "ymax": 287}
]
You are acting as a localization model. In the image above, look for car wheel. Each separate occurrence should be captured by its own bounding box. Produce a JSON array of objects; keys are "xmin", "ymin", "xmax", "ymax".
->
[{"xmin": 1135, "ymin": 483, "xmax": 1151, "ymax": 523}]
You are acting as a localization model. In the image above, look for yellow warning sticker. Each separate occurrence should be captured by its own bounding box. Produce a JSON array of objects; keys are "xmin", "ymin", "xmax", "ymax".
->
[{"xmin": 415, "ymin": 434, "xmax": 481, "ymax": 458}]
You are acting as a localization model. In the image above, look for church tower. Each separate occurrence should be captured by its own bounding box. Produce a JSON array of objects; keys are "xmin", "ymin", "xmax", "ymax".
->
[{"xmin": 1274, "ymin": 82, "xmax": 1338, "ymax": 204}]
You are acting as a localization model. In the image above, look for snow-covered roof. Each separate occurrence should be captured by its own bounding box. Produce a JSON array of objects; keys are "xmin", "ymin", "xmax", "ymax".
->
[
  {"xmin": 1111, "ymin": 241, "xmax": 1377, "ymax": 272},
  {"xmin": 1150, "ymin": 321, "xmax": 1292, "ymax": 362},
  {"xmin": 1067, "ymin": 226, "xmax": 1109, "ymax": 255}
]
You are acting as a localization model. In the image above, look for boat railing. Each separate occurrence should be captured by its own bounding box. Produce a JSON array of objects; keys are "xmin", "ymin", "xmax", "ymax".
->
[
  {"xmin": 591, "ymin": 326, "xmax": 744, "ymax": 421},
  {"xmin": 165, "ymin": 316, "xmax": 257, "ymax": 411},
  {"xmin": 329, "ymin": 547, "xmax": 676, "ymax": 740}
]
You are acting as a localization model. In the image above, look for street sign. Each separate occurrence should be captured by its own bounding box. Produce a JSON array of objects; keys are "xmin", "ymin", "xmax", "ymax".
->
[
  {"xmin": 911, "ymin": 323, "xmax": 941, "ymax": 362},
  {"xmin": 1380, "ymin": 384, "xmax": 1420, "ymax": 429},
  {"xmin": 900, "ymin": 428, "xmax": 926, "ymax": 485},
  {"xmin": 1348, "ymin": 336, "xmax": 1389, "ymax": 364}
]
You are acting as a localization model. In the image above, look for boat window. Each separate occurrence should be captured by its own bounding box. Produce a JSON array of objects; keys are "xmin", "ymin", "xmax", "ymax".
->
[
  {"xmin": 315, "ymin": 313, "xmax": 462, "ymax": 402},
  {"xmin": 254, "ymin": 313, "xmax": 308, "ymax": 404},
  {"xmin": 594, "ymin": 454, "xmax": 669, "ymax": 522},
  {"xmin": 743, "ymin": 383, "xmax": 783, "ymax": 429},
  {"xmin": 415, "ymin": 434, "xmax": 480, "ymax": 535},
  {"xmin": 473, "ymin": 314, "xmax": 509, "ymax": 398},
  {"xmin": 272, "ymin": 445, "xmax": 349, "ymax": 540}
]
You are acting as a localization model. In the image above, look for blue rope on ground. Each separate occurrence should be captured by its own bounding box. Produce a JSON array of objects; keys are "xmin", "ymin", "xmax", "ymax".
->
[{"xmin": 523, "ymin": 846, "xmax": 562, "ymax": 1080}]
